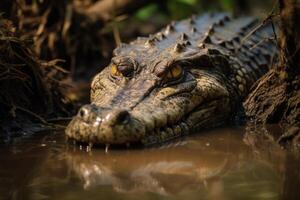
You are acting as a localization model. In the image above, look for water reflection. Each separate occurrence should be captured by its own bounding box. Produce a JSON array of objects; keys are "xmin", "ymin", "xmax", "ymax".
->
[
  {"xmin": 65, "ymin": 143, "xmax": 231, "ymax": 196},
  {"xmin": 1, "ymin": 127, "xmax": 299, "ymax": 200}
]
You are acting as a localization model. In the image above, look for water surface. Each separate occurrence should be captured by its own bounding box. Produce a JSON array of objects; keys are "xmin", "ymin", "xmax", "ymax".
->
[{"xmin": 1, "ymin": 126, "xmax": 299, "ymax": 200}]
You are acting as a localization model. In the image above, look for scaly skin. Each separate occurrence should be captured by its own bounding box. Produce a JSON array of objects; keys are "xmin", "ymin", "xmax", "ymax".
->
[{"xmin": 65, "ymin": 13, "xmax": 278, "ymax": 145}]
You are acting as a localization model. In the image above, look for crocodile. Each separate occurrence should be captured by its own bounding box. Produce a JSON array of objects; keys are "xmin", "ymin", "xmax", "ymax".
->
[{"xmin": 65, "ymin": 13, "xmax": 278, "ymax": 146}]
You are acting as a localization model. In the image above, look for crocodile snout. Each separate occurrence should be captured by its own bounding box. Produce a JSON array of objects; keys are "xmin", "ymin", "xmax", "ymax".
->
[
  {"xmin": 78, "ymin": 104, "xmax": 130, "ymax": 126},
  {"xmin": 66, "ymin": 104, "xmax": 145, "ymax": 144}
]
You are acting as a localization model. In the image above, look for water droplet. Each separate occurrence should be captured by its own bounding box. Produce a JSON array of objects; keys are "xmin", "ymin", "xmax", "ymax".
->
[
  {"xmin": 88, "ymin": 142, "xmax": 93, "ymax": 151},
  {"xmin": 105, "ymin": 144, "xmax": 110, "ymax": 153}
]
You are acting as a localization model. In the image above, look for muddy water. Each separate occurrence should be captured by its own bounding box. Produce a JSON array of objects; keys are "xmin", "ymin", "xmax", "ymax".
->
[{"xmin": 0, "ymin": 126, "xmax": 300, "ymax": 200}]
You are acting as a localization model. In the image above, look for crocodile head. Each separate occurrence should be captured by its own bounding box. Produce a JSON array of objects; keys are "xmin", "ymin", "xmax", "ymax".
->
[
  {"xmin": 65, "ymin": 14, "xmax": 249, "ymax": 145},
  {"xmin": 66, "ymin": 44, "xmax": 233, "ymax": 145}
]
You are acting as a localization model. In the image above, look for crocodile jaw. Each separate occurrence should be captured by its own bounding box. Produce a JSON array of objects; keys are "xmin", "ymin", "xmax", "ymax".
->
[{"xmin": 65, "ymin": 112, "xmax": 146, "ymax": 144}]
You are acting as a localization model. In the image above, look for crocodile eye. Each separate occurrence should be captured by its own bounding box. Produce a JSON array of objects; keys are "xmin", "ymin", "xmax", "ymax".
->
[
  {"xmin": 165, "ymin": 65, "xmax": 183, "ymax": 80},
  {"xmin": 111, "ymin": 63, "xmax": 134, "ymax": 77},
  {"xmin": 111, "ymin": 64, "xmax": 122, "ymax": 76}
]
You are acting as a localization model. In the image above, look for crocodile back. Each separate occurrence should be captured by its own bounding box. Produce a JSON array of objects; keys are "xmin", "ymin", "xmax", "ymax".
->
[{"xmin": 114, "ymin": 13, "xmax": 278, "ymax": 98}]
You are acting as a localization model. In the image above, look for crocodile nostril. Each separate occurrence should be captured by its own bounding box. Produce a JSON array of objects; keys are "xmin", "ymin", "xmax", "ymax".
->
[
  {"xmin": 115, "ymin": 110, "xmax": 130, "ymax": 124},
  {"xmin": 79, "ymin": 109, "xmax": 85, "ymax": 118},
  {"xmin": 78, "ymin": 106, "xmax": 90, "ymax": 121}
]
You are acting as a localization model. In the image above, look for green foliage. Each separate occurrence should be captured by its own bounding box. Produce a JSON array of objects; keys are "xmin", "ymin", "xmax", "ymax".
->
[
  {"xmin": 135, "ymin": 4, "xmax": 159, "ymax": 21},
  {"xmin": 219, "ymin": 0, "xmax": 234, "ymax": 11},
  {"xmin": 134, "ymin": 0, "xmax": 236, "ymax": 22},
  {"xmin": 135, "ymin": 0, "xmax": 203, "ymax": 22},
  {"xmin": 176, "ymin": 0, "xmax": 198, "ymax": 5},
  {"xmin": 134, "ymin": 0, "xmax": 276, "ymax": 22},
  {"xmin": 166, "ymin": 0, "xmax": 201, "ymax": 19}
]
